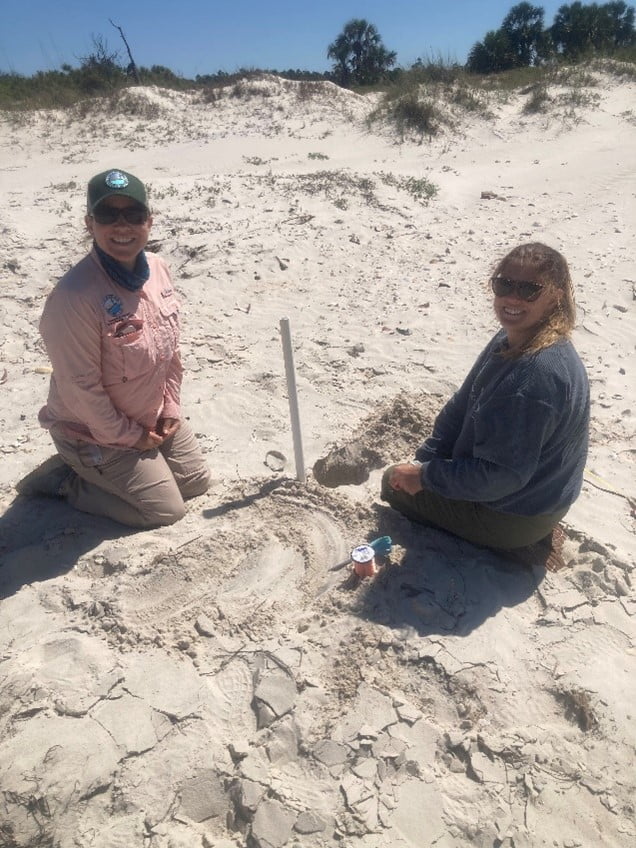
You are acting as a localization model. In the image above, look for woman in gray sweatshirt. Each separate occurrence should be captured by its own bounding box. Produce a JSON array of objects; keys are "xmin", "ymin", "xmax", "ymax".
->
[{"xmin": 382, "ymin": 243, "xmax": 589, "ymax": 561}]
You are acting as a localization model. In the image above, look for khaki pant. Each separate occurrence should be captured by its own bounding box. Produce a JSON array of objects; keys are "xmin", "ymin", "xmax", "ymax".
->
[
  {"xmin": 381, "ymin": 465, "xmax": 567, "ymax": 550},
  {"xmin": 52, "ymin": 421, "xmax": 211, "ymax": 528}
]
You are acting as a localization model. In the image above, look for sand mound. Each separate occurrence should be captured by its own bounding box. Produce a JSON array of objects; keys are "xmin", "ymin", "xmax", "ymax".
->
[{"xmin": 313, "ymin": 392, "xmax": 442, "ymax": 487}]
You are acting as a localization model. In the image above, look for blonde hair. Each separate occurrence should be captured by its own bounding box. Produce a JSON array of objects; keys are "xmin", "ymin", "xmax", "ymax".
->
[{"xmin": 492, "ymin": 242, "xmax": 576, "ymax": 358}]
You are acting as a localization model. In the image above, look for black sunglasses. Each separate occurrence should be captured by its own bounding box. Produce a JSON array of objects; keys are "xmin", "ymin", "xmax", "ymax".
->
[
  {"xmin": 92, "ymin": 205, "xmax": 148, "ymax": 226},
  {"xmin": 491, "ymin": 276, "xmax": 544, "ymax": 302}
]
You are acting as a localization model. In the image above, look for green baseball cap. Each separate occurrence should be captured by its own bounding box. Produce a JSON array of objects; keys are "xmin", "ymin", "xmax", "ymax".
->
[{"xmin": 87, "ymin": 169, "xmax": 149, "ymax": 213}]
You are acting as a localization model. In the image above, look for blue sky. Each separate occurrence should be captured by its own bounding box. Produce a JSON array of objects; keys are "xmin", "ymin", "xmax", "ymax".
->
[{"xmin": 3, "ymin": 1, "xmax": 568, "ymax": 78}]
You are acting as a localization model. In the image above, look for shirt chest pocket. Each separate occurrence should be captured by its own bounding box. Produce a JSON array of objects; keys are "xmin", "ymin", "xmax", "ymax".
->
[
  {"xmin": 109, "ymin": 318, "xmax": 144, "ymax": 345},
  {"xmin": 103, "ymin": 318, "xmax": 154, "ymax": 385},
  {"xmin": 158, "ymin": 297, "xmax": 180, "ymax": 353}
]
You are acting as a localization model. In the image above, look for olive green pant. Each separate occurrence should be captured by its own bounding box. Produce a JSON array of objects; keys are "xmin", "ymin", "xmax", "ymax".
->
[
  {"xmin": 381, "ymin": 465, "xmax": 567, "ymax": 550},
  {"xmin": 52, "ymin": 421, "xmax": 211, "ymax": 528}
]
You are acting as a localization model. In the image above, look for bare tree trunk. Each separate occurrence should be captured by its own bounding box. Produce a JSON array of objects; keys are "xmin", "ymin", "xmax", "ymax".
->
[{"xmin": 110, "ymin": 19, "xmax": 141, "ymax": 85}]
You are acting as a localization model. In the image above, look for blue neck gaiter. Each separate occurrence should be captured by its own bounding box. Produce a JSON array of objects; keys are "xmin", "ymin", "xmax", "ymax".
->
[{"xmin": 94, "ymin": 242, "xmax": 150, "ymax": 292}]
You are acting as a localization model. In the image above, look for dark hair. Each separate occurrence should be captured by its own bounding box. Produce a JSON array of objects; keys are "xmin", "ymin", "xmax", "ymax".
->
[{"xmin": 493, "ymin": 242, "xmax": 576, "ymax": 357}]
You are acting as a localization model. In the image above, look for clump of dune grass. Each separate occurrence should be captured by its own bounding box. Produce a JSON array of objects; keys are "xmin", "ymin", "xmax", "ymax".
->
[
  {"xmin": 197, "ymin": 70, "xmax": 270, "ymax": 105},
  {"xmin": 523, "ymin": 83, "xmax": 552, "ymax": 114},
  {"xmin": 551, "ymin": 66, "xmax": 599, "ymax": 88},
  {"xmin": 449, "ymin": 85, "xmax": 493, "ymax": 114},
  {"xmin": 368, "ymin": 57, "xmax": 497, "ymax": 140},
  {"xmin": 368, "ymin": 88, "xmax": 447, "ymax": 140},
  {"xmin": 591, "ymin": 56, "xmax": 636, "ymax": 80},
  {"xmin": 291, "ymin": 170, "xmax": 378, "ymax": 209},
  {"xmin": 557, "ymin": 88, "xmax": 601, "ymax": 110},
  {"xmin": 477, "ymin": 64, "xmax": 551, "ymax": 94},
  {"xmin": 230, "ymin": 79, "xmax": 271, "ymax": 99},
  {"xmin": 267, "ymin": 168, "xmax": 438, "ymax": 214},
  {"xmin": 385, "ymin": 94, "xmax": 445, "ymax": 138},
  {"xmin": 296, "ymin": 80, "xmax": 329, "ymax": 101},
  {"xmin": 66, "ymin": 89, "xmax": 165, "ymax": 122}
]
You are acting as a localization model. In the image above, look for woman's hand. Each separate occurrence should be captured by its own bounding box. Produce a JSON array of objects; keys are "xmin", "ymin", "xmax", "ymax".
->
[
  {"xmin": 157, "ymin": 417, "xmax": 181, "ymax": 439},
  {"xmin": 133, "ymin": 418, "xmax": 180, "ymax": 451},
  {"xmin": 133, "ymin": 428, "xmax": 164, "ymax": 452},
  {"xmin": 389, "ymin": 462, "xmax": 424, "ymax": 496}
]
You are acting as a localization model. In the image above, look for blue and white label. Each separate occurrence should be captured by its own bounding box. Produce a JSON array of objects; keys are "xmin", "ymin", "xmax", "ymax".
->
[
  {"xmin": 105, "ymin": 170, "xmax": 129, "ymax": 189},
  {"xmin": 103, "ymin": 294, "xmax": 123, "ymax": 316}
]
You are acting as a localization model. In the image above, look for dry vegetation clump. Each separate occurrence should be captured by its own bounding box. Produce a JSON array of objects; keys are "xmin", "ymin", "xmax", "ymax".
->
[
  {"xmin": 522, "ymin": 83, "xmax": 553, "ymax": 114},
  {"xmin": 199, "ymin": 73, "xmax": 289, "ymax": 105},
  {"xmin": 551, "ymin": 66, "xmax": 599, "ymax": 87},
  {"xmin": 449, "ymin": 84, "xmax": 494, "ymax": 116},
  {"xmin": 475, "ymin": 61, "xmax": 601, "ymax": 99},
  {"xmin": 520, "ymin": 70, "xmax": 601, "ymax": 118},
  {"xmin": 289, "ymin": 170, "xmax": 379, "ymax": 209},
  {"xmin": 366, "ymin": 57, "xmax": 624, "ymax": 142},
  {"xmin": 368, "ymin": 60, "xmax": 496, "ymax": 140},
  {"xmin": 47, "ymin": 180, "xmax": 80, "ymax": 193},
  {"xmin": 67, "ymin": 87, "xmax": 173, "ymax": 121},
  {"xmin": 590, "ymin": 56, "xmax": 636, "ymax": 79},
  {"xmin": 382, "ymin": 93, "xmax": 448, "ymax": 139},
  {"xmin": 106, "ymin": 88, "xmax": 169, "ymax": 119},
  {"xmin": 368, "ymin": 82, "xmax": 495, "ymax": 140},
  {"xmin": 556, "ymin": 86, "xmax": 601, "ymax": 111},
  {"xmin": 199, "ymin": 74, "xmax": 364, "ymax": 122},
  {"xmin": 553, "ymin": 687, "xmax": 599, "ymax": 732},
  {"xmin": 270, "ymin": 168, "xmax": 438, "ymax": 214},
  {"xmin": 196, "ymin": 69, "xmax": 270, "ymax": 104},
  {"xmin": 382, "ymin": 60, "xmax": 612, "ymax": 125},
  {"xmin": 230, "ymin": 79, "xmax": 272, "ymax": 99},
  {"xmin": 296, "ymin": 80, "xmax": 326, "ymax": 101},
  {"xmin": 0, "ymin": 108, "xmax": 32, "ymax": 129}
]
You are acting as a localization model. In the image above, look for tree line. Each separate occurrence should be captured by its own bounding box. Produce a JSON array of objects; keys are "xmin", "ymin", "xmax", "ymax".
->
[
  {"xmin": 1, "ymin": 1, "xmax": 634, "ymax": 109},
  {"xmin": 467, "ymin": 1, "xmax": 635, "ymax": 73},
  {"xmin": 327, "ymin": 3, "xmax": 634, "ymax": 84}
]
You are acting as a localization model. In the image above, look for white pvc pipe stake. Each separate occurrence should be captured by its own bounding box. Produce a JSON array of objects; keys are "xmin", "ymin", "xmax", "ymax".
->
[{"xmin": 279, "ymin": 317, "xmax": 306, "ymax": 483}]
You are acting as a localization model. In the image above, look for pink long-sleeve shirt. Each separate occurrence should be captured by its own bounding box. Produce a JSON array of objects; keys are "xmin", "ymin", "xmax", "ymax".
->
[{"xmin": 39, "ymin": 249, "xmax": 182, "ymax": 448}]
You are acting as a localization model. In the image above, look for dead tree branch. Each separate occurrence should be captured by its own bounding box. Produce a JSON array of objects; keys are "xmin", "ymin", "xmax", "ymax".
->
[{"xmin": 109, "ymin": 19, "xmax": 141, "ymax": 84}]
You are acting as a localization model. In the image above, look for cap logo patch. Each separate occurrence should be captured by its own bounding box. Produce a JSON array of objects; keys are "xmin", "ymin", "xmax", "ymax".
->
[{"xmin": 105, "ymin": 170, "xmax": 129, "ymax": 190}]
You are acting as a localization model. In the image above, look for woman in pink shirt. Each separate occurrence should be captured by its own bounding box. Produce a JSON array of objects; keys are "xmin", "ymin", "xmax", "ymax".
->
[{"xmin": 17, "ymin": 169, "xmax": 211, "ymax": 527}]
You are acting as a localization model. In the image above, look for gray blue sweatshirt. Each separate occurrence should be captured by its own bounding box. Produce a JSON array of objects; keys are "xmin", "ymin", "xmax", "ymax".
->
[{"xmin": 416, "ymin": 330, "xmax": 589, "ymax": 515}]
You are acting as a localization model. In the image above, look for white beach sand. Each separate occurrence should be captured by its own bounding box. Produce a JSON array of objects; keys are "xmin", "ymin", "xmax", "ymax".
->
[{"xmin": 0, "ymin": 69, "xmax": 635, "ymax": 847}]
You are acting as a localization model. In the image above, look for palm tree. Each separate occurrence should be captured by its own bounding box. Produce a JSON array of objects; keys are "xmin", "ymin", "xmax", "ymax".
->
[
  {"xmin": 467, "ymin": 3, "xmax": 548, "ymax": 74},
  {"xmin": 327, "ymin": 19, "xmax": 397, "ymax": 87}
]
